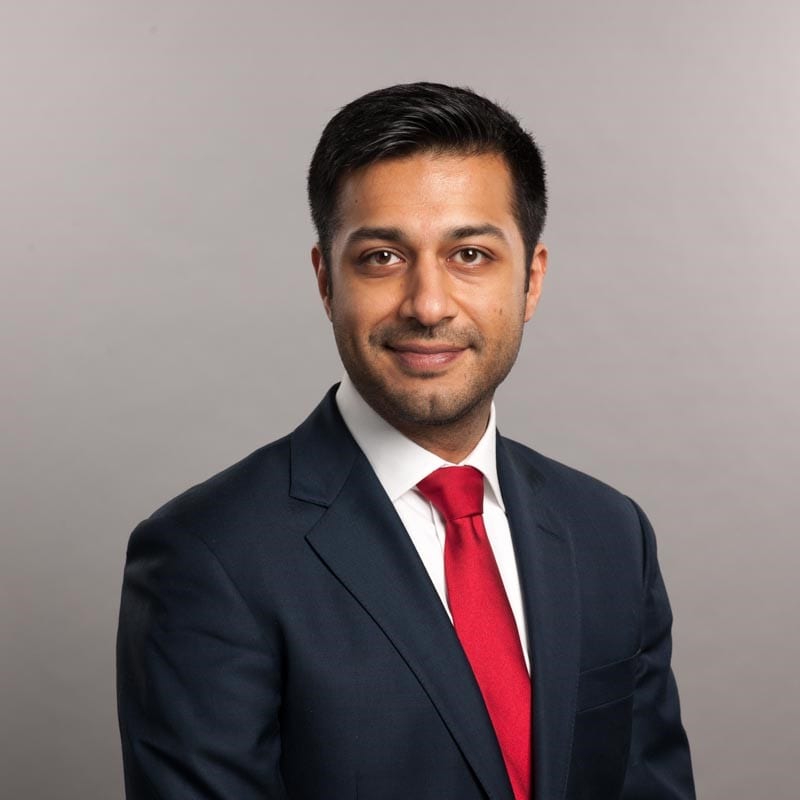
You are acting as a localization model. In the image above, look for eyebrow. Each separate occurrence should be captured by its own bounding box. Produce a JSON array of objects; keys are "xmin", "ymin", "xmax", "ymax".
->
[
  {"xmin": 447, "ymin": 224, "xmax": 508, "ymax": 244},
  {"xmin": 345, "ymin": 227, "xmax": 407, "ymax": 247},
  {"xmin": 344, "ymin": 223, "xmax": 509, "ymax": 249}
]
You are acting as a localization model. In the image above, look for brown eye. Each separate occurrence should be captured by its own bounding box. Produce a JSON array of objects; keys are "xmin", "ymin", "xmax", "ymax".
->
[
  {"xmin": 363, "ymin": 250, "xmax": 402, "ymax": 267},
  {"xmin": 452, "ymin": 248, "xmax": 490, "ymax": 266}
]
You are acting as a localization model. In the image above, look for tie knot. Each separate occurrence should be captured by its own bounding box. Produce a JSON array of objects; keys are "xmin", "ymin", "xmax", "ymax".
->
[{"xmin": 417, "ymin": 466, "xmax": 484, "ymax": 521}]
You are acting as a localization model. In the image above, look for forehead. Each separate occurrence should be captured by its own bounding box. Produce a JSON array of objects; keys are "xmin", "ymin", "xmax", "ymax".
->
[{"xmin": 334, "ymin": 152, "xmax": 517, "ymax": 238}]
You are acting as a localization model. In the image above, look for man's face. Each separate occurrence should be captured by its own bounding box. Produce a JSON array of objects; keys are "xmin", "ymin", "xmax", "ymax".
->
[{"xmin": 313, "ymin": 151, "xmax": 547, "ymax": 438}]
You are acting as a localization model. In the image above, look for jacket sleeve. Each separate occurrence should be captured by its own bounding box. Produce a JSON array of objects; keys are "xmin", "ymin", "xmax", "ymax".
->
[
  {"xmin": 116, "ymin": 516, "xmax": 288, "ymax": 799},
  {"xmin": 621, "ymin": 500, "xmax": 696, "ymax": 799}
]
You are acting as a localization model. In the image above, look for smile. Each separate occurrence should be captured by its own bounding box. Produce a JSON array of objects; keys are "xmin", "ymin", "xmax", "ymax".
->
[{"xmin": 386, "ymin": 343, "xmax": 467, "ymax": 372}]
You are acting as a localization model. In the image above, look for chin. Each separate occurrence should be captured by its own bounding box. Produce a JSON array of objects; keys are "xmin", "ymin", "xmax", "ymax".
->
[{"xmin": 381, "ymin": 388, "xmax": 487, "ymax": 429}]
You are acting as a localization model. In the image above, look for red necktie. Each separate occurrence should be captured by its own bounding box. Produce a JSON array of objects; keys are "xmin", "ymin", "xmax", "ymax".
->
[{"xmin": 417, "ymin": 466, "xmax": 531, "ymax": 800}]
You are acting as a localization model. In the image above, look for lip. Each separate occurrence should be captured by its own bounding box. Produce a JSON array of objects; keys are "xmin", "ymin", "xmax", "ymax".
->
[{"xmin": 386, "ymin": 342, "xmax": 467, "ymax": 372}]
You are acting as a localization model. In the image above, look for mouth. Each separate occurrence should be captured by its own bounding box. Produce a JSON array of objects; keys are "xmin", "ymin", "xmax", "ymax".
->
[{"xmin": 385, "ymin": 342, "xmax": 467, "ymax": 373}]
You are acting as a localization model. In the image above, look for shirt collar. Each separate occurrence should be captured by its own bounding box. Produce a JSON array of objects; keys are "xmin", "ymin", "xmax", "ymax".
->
[{"xmin": 335, "ymin": 374, "xmax": 505, "ymax": 510}]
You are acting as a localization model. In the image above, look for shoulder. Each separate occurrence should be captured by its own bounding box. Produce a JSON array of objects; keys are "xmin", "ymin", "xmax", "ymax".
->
[
  {"xmin": 149, "ymin": 434, "xmax": 293, "ymax": 527},
  {"xmin": 500, "ymin": 435, "xmax": 639, "ymax": 525},
  {"xmin": 127, "ymin": 388, "xmax": 353, "ymax": 564},
  {"xmin": 499, "ymin": 437, "xmax": 659, "ymax": 613},
  {"xmin": 128, "ymin": 432, "xmax": 322, "ymax": 562}
]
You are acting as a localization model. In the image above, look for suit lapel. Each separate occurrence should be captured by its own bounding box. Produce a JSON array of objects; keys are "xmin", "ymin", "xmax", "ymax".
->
[
  {"xmin": 497, "ymin": 437, "xmax": 580, "ymax": 800},
  {"xmin": 290, "ymin": 390, "xmax": 514, "ymax": 800}
]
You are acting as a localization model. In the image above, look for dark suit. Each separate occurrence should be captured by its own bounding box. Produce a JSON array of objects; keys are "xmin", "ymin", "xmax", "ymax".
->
[{"xmin": 117, "ymin": 387, "xmax": 694, "ymax": 799}]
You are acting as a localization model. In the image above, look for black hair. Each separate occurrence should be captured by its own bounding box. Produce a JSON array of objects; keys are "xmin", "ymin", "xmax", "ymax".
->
[{"xmin": 307, "ymin": 82, "xmax": 547, "ymax": 271}]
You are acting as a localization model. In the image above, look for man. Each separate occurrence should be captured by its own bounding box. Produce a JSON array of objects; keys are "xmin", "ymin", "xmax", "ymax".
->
[{"xmin": 117, "ymin": 82, "xmax": 695, "ymax": 799}]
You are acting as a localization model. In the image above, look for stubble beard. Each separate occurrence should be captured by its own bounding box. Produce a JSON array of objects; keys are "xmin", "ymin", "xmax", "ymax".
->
[{"xmin": 333, "ymin": 319, "xmax": 524, "ymax": 433}]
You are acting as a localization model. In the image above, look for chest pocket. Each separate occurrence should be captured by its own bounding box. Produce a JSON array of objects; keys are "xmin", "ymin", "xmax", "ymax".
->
[{"xmin": 577, "ymin": 651, "xmax": 639, "ymax": 712}]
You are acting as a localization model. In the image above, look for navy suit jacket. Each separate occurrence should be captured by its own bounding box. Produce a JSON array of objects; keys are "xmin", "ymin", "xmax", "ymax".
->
[{"xmin": 117, "ymin": 387, "xmax": 694, "ymax": 799}]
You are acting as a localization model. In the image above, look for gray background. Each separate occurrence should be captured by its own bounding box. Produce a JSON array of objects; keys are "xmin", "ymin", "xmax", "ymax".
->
[{"xmin": 2, "ymin": 1, "xmax": 798, "ymax": 797}]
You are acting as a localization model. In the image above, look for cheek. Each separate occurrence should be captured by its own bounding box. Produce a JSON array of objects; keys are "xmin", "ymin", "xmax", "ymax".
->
[
  {"xmin": 481, "ymin": 299, "xmax": 513, "ymax": 326},
  {"xmin": 331, "ymin": 295, "xmax": 384, "ymax": 342},
  {"xmin": 474, "ymin": 296, "xmax": 526, "ymax": 347},
  {"xmin": 335, "ymin": 284, "xmax": 399, "ymax": 328}
]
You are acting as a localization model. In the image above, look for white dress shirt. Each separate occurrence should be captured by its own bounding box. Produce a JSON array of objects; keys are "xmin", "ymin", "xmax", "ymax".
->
[{"xmin": 335, "ymin": 375, "xmax": 530, "ymax": 671}]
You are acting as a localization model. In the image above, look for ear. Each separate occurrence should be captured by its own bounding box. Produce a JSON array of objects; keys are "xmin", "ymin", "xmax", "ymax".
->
[
  {"xmin": 311, "ymin": 245, "xmax": 332, "ymax": 320},
  {"xmin": 524, "ymin": 243, "xmax": 548, "ymax": 323}
]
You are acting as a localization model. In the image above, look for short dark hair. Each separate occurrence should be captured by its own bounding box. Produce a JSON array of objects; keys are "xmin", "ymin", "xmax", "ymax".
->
[{"xmin": 307, "ymin": 82, "xmax": 547, "ymax": 270}]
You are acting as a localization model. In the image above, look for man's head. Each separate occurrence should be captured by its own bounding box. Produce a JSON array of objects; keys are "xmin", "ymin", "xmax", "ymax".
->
[
  {"xmin": 308, "ymin": 82, "xmax": 547, "ymax": 277},
  {"xmin": 307, "ymin": 83, "xmax": 549, "ymax": 460}
]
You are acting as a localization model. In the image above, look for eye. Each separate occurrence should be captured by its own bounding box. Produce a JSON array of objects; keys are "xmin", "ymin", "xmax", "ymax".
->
[
  {"xmin": 361, "ymin": 249, "xmax": 403, "ymax": 267},
  {"xmin": 451, "ymin": 247, "xmax": 491, "ymax": 266}
]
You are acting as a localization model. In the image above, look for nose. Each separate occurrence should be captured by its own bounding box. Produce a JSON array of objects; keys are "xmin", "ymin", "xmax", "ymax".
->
[{"xmin": 399, "ymin": 257, "xmax": 458, "ymax": 328}]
